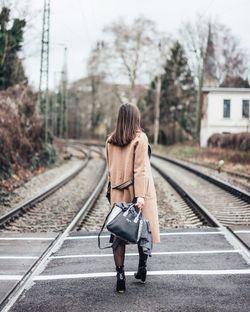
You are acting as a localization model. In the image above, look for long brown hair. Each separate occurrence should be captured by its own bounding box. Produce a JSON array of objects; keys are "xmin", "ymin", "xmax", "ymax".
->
[{"xmin": 108, "ymin": 103, "xmax": 141, "ymax": 146}]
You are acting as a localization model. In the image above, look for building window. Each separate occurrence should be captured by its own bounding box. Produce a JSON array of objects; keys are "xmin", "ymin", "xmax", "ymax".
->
[
  {"xmin": 223, "ymin": 99, "xmax": 231, "ymax": 118},
  {"xmin": 242, "ymin": 100, "xmax": 249, "ymax": 118}
]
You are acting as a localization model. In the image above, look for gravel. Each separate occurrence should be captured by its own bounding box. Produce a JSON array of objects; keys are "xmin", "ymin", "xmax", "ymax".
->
[
  {"xmin": 1, "ymin": 157, "xmax": 105, "ymax": 232},
  {"xmin": 0, "ymin": 158, "xmax": 84, "ymax": 217},
  {"xmin": 152, "ymin": 169, "xmax": 204, "ymax": 228},
  {"xmin": 168, "ymin": 157, "xmax": 250, "ymax": 193}
]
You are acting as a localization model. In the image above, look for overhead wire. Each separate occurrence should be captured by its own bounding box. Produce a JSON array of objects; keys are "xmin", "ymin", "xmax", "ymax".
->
[
  {"xmin": 198, "ymin": 0, "xmax": 216, "ymax": 20},
  {"xmin": 76, "ymin": 0, "xmax": 93, "ymax": 45},
  {"xmin": 217, "ymin": 0, "xmax": 249, "ymax": 17}
]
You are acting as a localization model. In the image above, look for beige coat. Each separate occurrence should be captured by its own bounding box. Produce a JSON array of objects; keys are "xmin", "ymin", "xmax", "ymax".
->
[{"xmin": 105, "ymin": 130, "xmax": 160, "ymax": 243}]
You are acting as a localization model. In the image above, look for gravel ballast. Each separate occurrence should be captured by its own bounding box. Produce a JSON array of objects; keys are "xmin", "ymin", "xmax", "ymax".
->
[
  {"xmin": 0, "ymin": 159, "xmax": 84, "ymax": 217},
  {"xmin": 1, "ymin": 157, "xmax": 105, "ymax": 232}
]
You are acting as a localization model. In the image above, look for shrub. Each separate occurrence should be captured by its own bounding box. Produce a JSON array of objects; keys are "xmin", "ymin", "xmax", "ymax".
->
[
  {"xmin": 207, "ymin": 132, "xmax": 250, "ymax": 151},
  {"xmin": 0, "ymin": 84, "xmax": 56, "ymax": 180},
  {"xmin": 207, "ymin": 133, "xmax": 221, "ymax": 148}
]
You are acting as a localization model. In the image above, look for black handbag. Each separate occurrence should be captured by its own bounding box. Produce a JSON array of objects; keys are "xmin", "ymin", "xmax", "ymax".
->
[{"xmin": 98, "ymin": 202, "xmax": 143, "ymax": 249}]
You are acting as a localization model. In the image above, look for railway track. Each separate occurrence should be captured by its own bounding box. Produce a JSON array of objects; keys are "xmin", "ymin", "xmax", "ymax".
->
[
  {"xmin": 72, "ymin": 141, "xmax": 250, "ymax": 233},
  {"xmin": 1, "ymin": 141, "xmax": 250, "ymax": 311},
  {"xmin": 68, "ymin": 142, "xmax": 250, "ymax": 227},
  {"xmin": 0, "ymin": 145, "xmax": 108, "ymax": 311},
  {"xmin": 151, "ymin": 154, "xmax": 250, "ymax": 225},
  {"xmin": 151, "ymin": 153, "xmax": 250, "ymax": 262},
  {"xmin": 0, "ymin": 144, "xmax": 104, "ymax": 231},
  {"xmin": 77, "ymin": 170, "xmax": 206, "ymax": 232},
  {"xmin": 72, "ymin": 141, "xmax": 206, "ymax": 231}
]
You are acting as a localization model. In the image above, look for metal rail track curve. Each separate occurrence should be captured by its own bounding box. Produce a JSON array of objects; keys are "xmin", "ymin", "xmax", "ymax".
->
[{"xmin": 0, "ymin": 145, "xmax": 91, "ymax": 229}]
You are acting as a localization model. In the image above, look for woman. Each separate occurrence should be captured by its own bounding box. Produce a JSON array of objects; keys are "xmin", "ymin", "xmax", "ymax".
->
[{"xmin": 105, "ymin": 103, "xmax": 160, "ymax": 293}]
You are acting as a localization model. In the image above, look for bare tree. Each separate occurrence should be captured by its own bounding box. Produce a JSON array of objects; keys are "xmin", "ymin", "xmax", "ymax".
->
[
  {"xmin": 179, "ymin": 17, "xmax": 209, "ymax": 140},
  {"xmin": 180, "ymin": 16, "xmax": 249, "ymax": 139},
  {"xmin": 101, "ymin": 16, "xmax": 171, "ymax": 143},
  {"xmin": 103, "ymin": 16, "xmax": 167, "ymax": 102},
  {"xmin": 213, "ymin": 23, "xmax": 248, "ymax": 84},
  {"xmin": 86, "ymin": 17, "xmax": 171, "ymax": 139}
]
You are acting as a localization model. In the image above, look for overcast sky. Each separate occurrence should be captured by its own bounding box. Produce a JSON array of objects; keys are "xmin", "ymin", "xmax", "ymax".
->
[{"xmin": 21, "ymin": 0, "xmax": 250, "ymax": 89}]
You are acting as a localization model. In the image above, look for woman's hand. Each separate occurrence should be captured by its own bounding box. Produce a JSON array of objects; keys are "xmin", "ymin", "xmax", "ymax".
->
[{"xmin": 135, "ymin": 197, "xmax": 144, "ymax": 209}]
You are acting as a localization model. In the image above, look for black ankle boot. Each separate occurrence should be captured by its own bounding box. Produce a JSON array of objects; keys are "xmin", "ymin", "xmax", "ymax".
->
[
  {"xmin": 134, "ymin": 265, "xmax": 147, "ymax": 283},
  {"xmin": 134, "ymin": 256, "xmax": 147, "ymax": 283},
  {"xmin": 116, "ymin": 266, "xmax": 126, "ymax": 293}
]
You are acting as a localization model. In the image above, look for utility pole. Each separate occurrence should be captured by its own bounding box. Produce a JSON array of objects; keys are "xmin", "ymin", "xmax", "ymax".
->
[
  {"xmin": 59, "ymin": 45, "xmax": 68, "ymax": 138},
  {"xmin": 53, "ymin": 71, "xmax": 60, "ymax": 136},
  {"xmin": 153, "ymin": 41, "xmax": 165, "ymax": 145},
  {"xmin": 75, "ymin": 90, "xmax": 81, "ymax": 139},
  {"xmin": 38, "ymin": 0, "xmax": 51, "ymax": 143}
]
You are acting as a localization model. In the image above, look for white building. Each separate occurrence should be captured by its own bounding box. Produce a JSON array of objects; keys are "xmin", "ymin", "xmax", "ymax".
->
[{"xmin": 200, "ymin": 87, "xmax": 250, "ymax": 147}]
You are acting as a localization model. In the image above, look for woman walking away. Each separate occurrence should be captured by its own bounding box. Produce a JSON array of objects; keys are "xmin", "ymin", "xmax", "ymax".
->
[{"xmin": 105, "ymin": 103, "xmax": 160, "ymax": 293}]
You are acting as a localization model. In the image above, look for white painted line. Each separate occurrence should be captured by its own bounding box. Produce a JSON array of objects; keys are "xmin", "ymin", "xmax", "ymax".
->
[
  {"xmin": 50, "ymin": 250, "xmax": 240, "ymax": 259},
  {"xmin": 147, "ymin": 269, "xmax": 250, "ymax": 275},
  {"xmin": 66, "ymin": 235, "xmax": 110, "ymax": 240},
  {"xmin": 234, "ymin": 230, "xmax": 250, "ymax": 234},
  {"xmin": 34, "ymin": 269, "xmax": 250, "ymax": 280},
  {"xmin": 0, "ymin": 256, "xmax": 38, "ymax": 260},
  {"xmin": 0, "ymin": 275, "xmax": 23, "ymax": 281},
  {"xmin": 159, "ymin": 232, "xmax": 222, "ymax": 236},
  {"xmin": 65, "ymin": 231, "xmax": 222, "ymax": 240},
  {"xmin": 0, "ymin": 237, "xmax": 55, "ymax": 241}
]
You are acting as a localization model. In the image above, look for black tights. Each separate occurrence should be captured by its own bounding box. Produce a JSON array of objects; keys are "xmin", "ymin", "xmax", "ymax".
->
[
  {"xmin": 113, "ymin": 241, "xmax": 148, "ymax": 269},
  {"xmin": 113, "ymin": 242, "xmax": 126, "ymax": 268}
]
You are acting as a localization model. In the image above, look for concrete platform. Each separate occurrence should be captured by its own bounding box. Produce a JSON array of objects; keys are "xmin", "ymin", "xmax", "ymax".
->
[
  {"xmin": 10, "ymin": 275, "xmax": 250, "ymax": 312},
  {"xmin": 234, "ymin": 229, "xmax": 250, "ymax": 248},
  {"xmin": 4, "ymin": 229, "xmax": 250, "ymax": 312},
  {"xmin": 0, "ymin": 232, "xmax": 57, "ymax": 306}
]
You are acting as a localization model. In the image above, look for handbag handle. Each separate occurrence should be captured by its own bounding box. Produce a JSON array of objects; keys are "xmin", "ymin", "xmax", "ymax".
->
[
  {"xmin": 134, "ymin": 208, "xmax": 142, "ymax": 223},
  {"xmin": 98, "ymin": 204, "xmax": 115, "ymax": 249},
  {"xmin": 122, "ymin": 202, "xmax": 135, "ymax": 217}
]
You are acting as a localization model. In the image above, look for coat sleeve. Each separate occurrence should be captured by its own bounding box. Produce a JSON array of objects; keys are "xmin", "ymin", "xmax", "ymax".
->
[
  {"xmin": 105, "ymin": 138, "xmax": 110, "ymax": 181},
  {"xmin": 105, "ymin": 139, "xmax": 111, "ymax": 203},
  {"xmin": 133, "ymin": 133, "xmax": 148, "ymax": 198}
]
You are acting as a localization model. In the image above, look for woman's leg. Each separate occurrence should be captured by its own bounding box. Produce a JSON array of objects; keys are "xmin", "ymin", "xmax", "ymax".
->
[
  {"xmin": 113, "ymin": 239, "xmax": 126, "ymax": 292},
  {"xmin": 113, "ymin": 239, "xmax": 126, "ymax": 268}
]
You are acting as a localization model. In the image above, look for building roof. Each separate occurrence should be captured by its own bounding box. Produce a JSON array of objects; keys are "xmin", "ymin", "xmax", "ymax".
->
[{"xmin": 202, "ymin": 87, "xmax": 250, "ymax": 93}]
